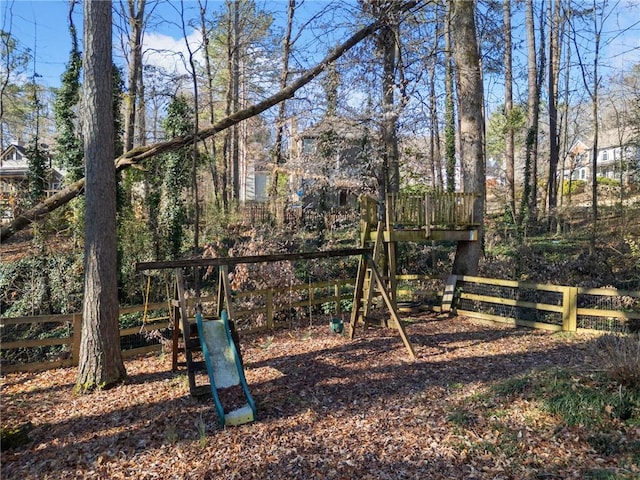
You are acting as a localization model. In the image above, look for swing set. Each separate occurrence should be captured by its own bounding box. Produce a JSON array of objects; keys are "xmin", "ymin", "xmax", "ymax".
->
[{"xmin": 136, "ymin": 247, "xmax": 417, "ymax": 423}]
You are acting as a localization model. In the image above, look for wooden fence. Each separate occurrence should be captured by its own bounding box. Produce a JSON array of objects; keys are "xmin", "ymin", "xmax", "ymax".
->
[
  {"xmin": 0, "ymin": 279, "xmax": 354, "ymax": 374},
  {"xmin": 361, "ymin": 192, "xmax": 479, "ymax": 229},
  {"xmin": 2, "ymin": 275, "xmax": 637, "ymax": 373},
  {"xmin": 0, "ymin": 302, "xmax": 171, "ymax": 374},
  {"xmin": 453, "ymin": 275, "xmax": 640, "ymax": 334}
]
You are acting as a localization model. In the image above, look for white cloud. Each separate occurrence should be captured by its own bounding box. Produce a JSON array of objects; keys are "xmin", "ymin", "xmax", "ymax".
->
[{"xmin": 142, "ymin": 29, "xmax": 204, "ymax": 77}]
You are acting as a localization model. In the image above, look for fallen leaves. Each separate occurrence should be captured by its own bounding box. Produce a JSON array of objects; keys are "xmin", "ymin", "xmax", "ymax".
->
[{"xmin": 1, "ymin": 314, "xmax": 638, "ymax": 479}]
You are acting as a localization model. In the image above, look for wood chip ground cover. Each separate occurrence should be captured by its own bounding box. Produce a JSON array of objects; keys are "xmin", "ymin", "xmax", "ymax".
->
[{"xmin": 2, "ymin": 315, "xmax": 638, "ymax": 479}]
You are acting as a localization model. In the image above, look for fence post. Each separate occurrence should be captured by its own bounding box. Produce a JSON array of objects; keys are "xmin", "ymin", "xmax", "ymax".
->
[
  {"xmin": 562, "ymin": 287, "xmax": 578, "ymax": 332},
  {"xmin": 266, "ymin": 289, "xmax": 274, "ymax": 329},
  {"xmin": 72, "ymin": 313, "xmax": 82, "ymax": 366}
]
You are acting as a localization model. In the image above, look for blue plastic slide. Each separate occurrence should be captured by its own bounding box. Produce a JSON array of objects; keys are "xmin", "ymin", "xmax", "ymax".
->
[{"xmin": 195, "ymin": 310, "xmax": 256, "ymax": 426}]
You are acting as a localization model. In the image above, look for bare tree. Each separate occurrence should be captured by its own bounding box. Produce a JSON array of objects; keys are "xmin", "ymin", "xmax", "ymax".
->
[
  {"xmin": 1, "ymin": 8, "xmax": 405, "ymax": 241},
  {"xmin": 269, "ymin": 0, "xmax": 296, "ymax": 200},
  {"xmin": 76, "ymin": 0, "xmax": 126, "ymax": 392}
]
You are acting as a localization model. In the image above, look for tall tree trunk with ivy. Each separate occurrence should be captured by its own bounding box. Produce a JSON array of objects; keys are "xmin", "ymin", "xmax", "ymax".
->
[
  {"xmin": 450, "ymin": 0, "xmax": 485, "ymax": 275},
  {"xmin": 518, "ymin": 0, "xmax": 539, "ymax": 234},
  {"xmin": 546, "ymin": 0, "xmax": 562, "ymax": 230},
  {"xmin": 76, "ymin": 0, "xmax": 126, "ymax": 392},
  {"xmin": 444, "ymin": 1, "xmax": 456, "ymax": 193},
  {"xmin": 199, "ymin": 0, "xmax": 220, "ymax": 209},
  {"xmin": 503, "ymin": 0, "xmax": 515, "ymax": 219},
  {"xmin": 53, "ymin": 1, "xmax": 84, "ymax": 245}
]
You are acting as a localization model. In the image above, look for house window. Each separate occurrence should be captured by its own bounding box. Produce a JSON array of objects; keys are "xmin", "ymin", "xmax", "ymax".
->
[
  {"xmin": 302, "ymin": 138, "xmax": 315, "ymax": 154},
  {"xmin": 579, "ymin": 168, "xmax": 586, "ymax": 180},
  {"xmin": 602, "ymin": 150, "xmax": 608, "ymax": 163}
]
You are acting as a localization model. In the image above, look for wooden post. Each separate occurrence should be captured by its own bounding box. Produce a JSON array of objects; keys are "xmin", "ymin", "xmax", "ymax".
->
[
  {"xmin": 335, "ymin": 281, "xmax": 342, "ymax": 316},
  {"xmin": 441, "ymin": 275, "xmax": 458, "ymax": 313},
  {"xmin": 266, "ymin": 289, "xmax": 274, "ymax": 329},
  {"xmin": 367, "ymin": 257, "xmax": 416, "ymax": 360},
  {"xmin": 171, "ymin": 302, "xmax": 180, "ymax": 372},
  {"xmin": 562, "ymin": 286, "xmax": 578, "ymax": 332},
  {"xmin": 72, "ymin": 313, "xmax": 82, "ymax": 366}
]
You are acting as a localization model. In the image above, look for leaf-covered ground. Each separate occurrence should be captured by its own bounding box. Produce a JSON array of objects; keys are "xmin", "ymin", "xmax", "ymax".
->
[{"xmin": 2, "ymin": 315, "xmax": 638, "ymax": 479}]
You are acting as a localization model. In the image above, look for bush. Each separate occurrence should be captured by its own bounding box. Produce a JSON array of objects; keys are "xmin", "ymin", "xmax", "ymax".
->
[
  {"xmin": 562, "ymin": 179, "xmax": 586, "ymax": 196},
  {"xmin": 592, "ymin": 333, "xmax": 640, "ymax": 388},
  {"xmin": 597, "ymin": 176, "xmax": 620, "ymax": 187}
]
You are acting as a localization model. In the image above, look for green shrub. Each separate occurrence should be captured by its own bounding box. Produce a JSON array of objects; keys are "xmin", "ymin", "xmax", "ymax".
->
[
  {"xmin": 562, "ymin": 179, "xmax": 586, "ymax": 196},
  {"xmin": 597, "ymin": 177, "xmax": 620, "ymax": 187}
]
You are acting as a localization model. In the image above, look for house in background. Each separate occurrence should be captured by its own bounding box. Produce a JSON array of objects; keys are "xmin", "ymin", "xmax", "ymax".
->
[
  {"xmin": 287, "ymin": 115, "xmax": 370, "ymax": 210},
  {"xmin": 0, "ymin": 143, "xmax": 64, "ymax": 222},
  {"xmin": 563, "ymin": 131, "xmax": 640, "ymax": 185}
]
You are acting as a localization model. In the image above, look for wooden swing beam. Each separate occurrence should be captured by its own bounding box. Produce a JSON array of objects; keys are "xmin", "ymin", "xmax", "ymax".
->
[
  {"xmin": 136, "ymin": 247, "xmax": 372, "ymax": 271},
  {"xmin": 136, "ymin": 246, "xmax": 417, "ymax": 361}
]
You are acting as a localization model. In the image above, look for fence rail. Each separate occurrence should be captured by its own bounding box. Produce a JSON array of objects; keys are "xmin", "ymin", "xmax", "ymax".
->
[
  {"xmin": 2, "ymin": 275, "xmax": 637, "ymax": 373},
  {"xmin": 0, "ymin": 302, "xmax": 169, "ymax": 374}
]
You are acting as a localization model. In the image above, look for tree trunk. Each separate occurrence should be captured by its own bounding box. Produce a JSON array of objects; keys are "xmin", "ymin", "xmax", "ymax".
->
[
  {"xmin": 546, "ymin": 0, "xmax": 561, "ymax": 230},
  {"xmin": 518, "ymin": 0, "xmax": 539, "ymax": 233},
  {"xmin": 589, "ymin": 16, "xmax": 600, "ymax": 254},
  {"xmin": 503, "ymin": 0, "xmax": 515, "ymax": 218},
  {"xmin": 450, "ymin": 0, "xmax": 485, "ymax": 275},
  {"xmin": 179, "ymin": 0, "xmax": 201, "ymax": 252},
  {"xmin": 76, "ymin": 0, "xmax": 126, "ymax": 392},
  {"xmin": 444, "ymin": 1, "xmax": 456, "ymax": 192},
  {"xmin": 199, "ymin": 0, "xmax": 219, "ymax": 207},
  {"xmin": 232, "ymin": 0, "xmax": 241, "ymax": 201},
  {"xmin": 380, "ymin": 21, "xmax": 400, "ymax": 194},
  {"xmin": 123, "ymin": 0, "xmax": 145, "ymax": 153},
  {"xmin": 269, "ymin": 0, "xmax": 295, "ymax": 199}
]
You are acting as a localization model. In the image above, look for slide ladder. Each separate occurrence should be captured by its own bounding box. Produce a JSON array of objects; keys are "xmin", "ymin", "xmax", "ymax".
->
[{"xmin": 195, "ymin": 310, "xmax": 256, "ymax": 427}]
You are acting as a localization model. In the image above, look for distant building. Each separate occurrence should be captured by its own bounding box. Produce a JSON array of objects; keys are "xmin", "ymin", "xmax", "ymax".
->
[
  {"xmin": 0, "ymin": 143, "xmax": 63, "ymax": 222},
  {"xmin": 287, "ymin": 115, "xmax": 370, "ymax": 209},
  {"xmin": 563, "ymin": 131, "xmax": 640, "ymax": 184}
]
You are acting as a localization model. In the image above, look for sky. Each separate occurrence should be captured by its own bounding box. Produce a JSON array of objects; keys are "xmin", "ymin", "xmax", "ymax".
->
[
  {"xmin": 3, "ymin": 0, "xmax": 640, "ymax": 99},
  {"xmin": 3, "ymin": 0, "xmax": 349, "ymax": 90}
]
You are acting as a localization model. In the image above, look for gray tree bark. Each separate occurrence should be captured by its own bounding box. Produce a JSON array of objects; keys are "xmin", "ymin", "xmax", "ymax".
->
[
  {"xmin": 123, "ymin": 0, "xmax": 145, "ymax": 152},
  {"xmin": 450, "ymin": 0, "xmax": 485, "ymax": 275},
  {"xmin": 76, "ymin": 0, "xmax": 126, "ymax": 392}
]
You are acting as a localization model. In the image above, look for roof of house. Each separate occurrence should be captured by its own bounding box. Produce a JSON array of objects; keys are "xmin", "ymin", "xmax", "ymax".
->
[
  {"xmin": 0, "ymin": 143, "xmax": 61, "ymax": 179},
  {"xmin": 298, "ymin": 115, "xmax": 369, "ymax": 141}
]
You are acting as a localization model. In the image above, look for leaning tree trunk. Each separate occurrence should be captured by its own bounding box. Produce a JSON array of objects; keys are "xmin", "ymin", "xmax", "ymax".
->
[
  {"xmin": 76, "ymin": 0, "xmax": 126, "ymax": 392},
  {"xmin": 450, "ymin": 0, "xmax": 485, "ymax": 276}
]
